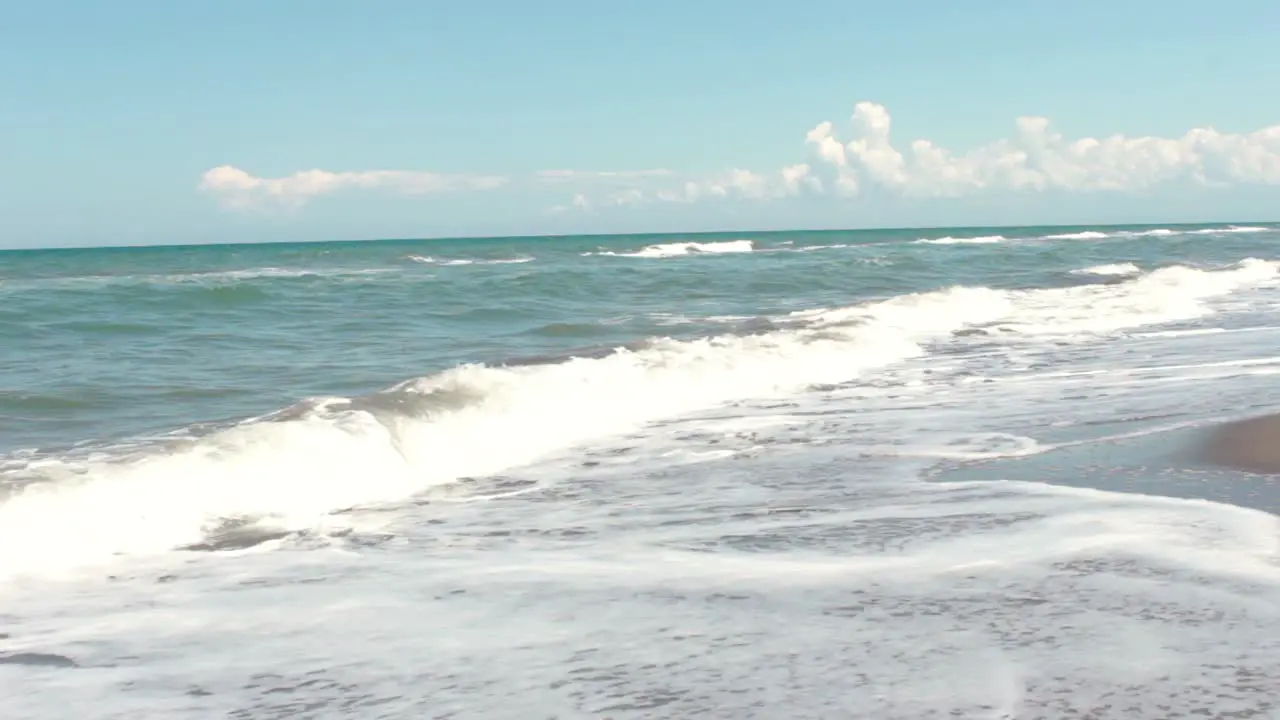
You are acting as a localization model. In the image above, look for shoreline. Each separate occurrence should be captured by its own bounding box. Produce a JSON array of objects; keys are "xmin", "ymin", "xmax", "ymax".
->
[{"xmin": 1201, "ymin": 413, "xmax": 1280, "ymax": 475}]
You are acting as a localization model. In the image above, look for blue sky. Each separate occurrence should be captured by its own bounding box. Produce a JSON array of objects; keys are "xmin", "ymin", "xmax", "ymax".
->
[{"xmin": 2, "ymin": 0, "xmax": 1279, "ymax": 248}]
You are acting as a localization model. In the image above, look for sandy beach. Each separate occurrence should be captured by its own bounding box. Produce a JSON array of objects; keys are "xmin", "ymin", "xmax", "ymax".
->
[{"xmin": 1202, "ymin": 413, "xmax": 1280, "ymax": 474}]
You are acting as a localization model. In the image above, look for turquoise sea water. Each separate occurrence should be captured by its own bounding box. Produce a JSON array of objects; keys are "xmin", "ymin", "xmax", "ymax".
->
[
  {"xmin": 3, "ymin": 223, "xmax": 1280, "ymax": 717},
  {"xmin": 3, "ymin": 223, "xmax": 1274, "ymax": 454}
]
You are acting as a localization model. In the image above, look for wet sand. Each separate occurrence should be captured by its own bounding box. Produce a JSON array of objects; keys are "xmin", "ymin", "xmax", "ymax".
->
[
  {"xmin": 1202, "ymin": 413, "xmax": 1280, "ymax": 475},
  {"xmin": 929, "ymin": 418, "xmax": 1280, "ymax": 515}
]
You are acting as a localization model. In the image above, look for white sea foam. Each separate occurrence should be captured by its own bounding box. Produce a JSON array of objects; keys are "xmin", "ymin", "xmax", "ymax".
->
[
  {"xmin": 154, "ymin": 267, "xmax": 395, "ymax": 284},
  {"xmin": 0, "ymin": 286, "xmax": 1000, "ymax": 577},
  {"xmin": 406, "ymin": 255, "xmax": 533, "ymax": 266},
  {"xmin": 1001, "ymin": 258, "xmax": 1278, "ymax": 337},
  {"xmin": 794, "ymin": 243, "xmax": 853, "ymax": 252},
  {"xmin": 1, "ymin": 267, "xmax": 391, "ymax": 293},
  {"xmin": 180, "ymin": 267, "xmax": 320, "ymax": 281},
  {"xmin": 1, "ymin": 259, "xmax": 1276, "ymax": 579},
  {"xmin": 1189, "ymin": 225, "xmax": 1269, "ymax": 235},
  {"xmin": 647, "ymin": 312, "xmax": 758, "ymax": 326},
  {"xmin": 1043, "ymin": 230, "xmax": 1111, "ymax": 240},
  {"xmin": 591, "ymin": 239, "xmax": 755, "ymax": 258},
  {"xmin": 791, "ymin": 258, "xmax": 1276, "ymax": 337},
  {"xmin": 915, "ymin": 235, "xmax": 1006, "ymax": 245},
  {"xmin": 1071, "ymin": 262, "xmax": 1142, "ymax": 277},
  {"xmin": 6, "ymin": 464, "xmax": 1277, "ymax": 718},
  {"xmin": 9, "ymin": 257, "xmax": 1280, "ymax": 716},
  {"xmin": 1051, "ymin": 225, "xmax": 1267, "ymax": 240},
  {"xmin": 913, "ymin": 225, "xmax": 1268, "ymax": 246}
]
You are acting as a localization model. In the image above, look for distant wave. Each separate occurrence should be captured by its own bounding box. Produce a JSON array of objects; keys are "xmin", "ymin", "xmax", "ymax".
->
[
  {"xmin": 176, "ymin": 267, "xmax": 318, "ymax": 281},
  {"xmin": 794, "ymin": 243, "xmax": 853, "ymax": 252},
  {"xmin": 590, "ymin": 239, "xmax": 756, "ymax": 258},
  {"xmin": 145, "ymin": 267, "xmax": 392, "ymax": 284},
  {"xmin": 1070, "ymin": 262, "xmax": 1142, "ymax": 277},
  {"xmin": 646, "ymin": 312, "xmax": 756, "ymax": 326},
  {"xmin": 406, "ymin": 255, "xmax": 534, "ymax": 266},
  {"xmin": 916, "ymin": 225, "xmax": 1272, "ymax": 247},
  {"xmin": 1056, "ymin": 225, "xmax": 1269, "ymax": 240},
  {"xmin": 915, "ymin": 235, "xmax": 1006, "ymax": 245},
  {"xmin": 1044, "ymin": 231, "xmax": 1110, "ymax": 240},
  {"xmin": 2, "ymin": 256, "xmax": 1277, "ymax": 578},
  {"xmin": 0, "ymin": 267, "xmax": 389, "ymax": 294},
  {"xmin": 781, "ymin": 244, "xmax": 891, "ymax": 265},
  {"xmin": 1187, "ymin": 225, "xmax": 1269, "ymax": 235}
]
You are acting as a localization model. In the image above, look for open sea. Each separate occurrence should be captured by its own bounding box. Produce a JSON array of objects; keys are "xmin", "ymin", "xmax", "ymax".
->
[{"xmin": 2, "ymin": 223, "xmax": 1280, "ymax": 719}]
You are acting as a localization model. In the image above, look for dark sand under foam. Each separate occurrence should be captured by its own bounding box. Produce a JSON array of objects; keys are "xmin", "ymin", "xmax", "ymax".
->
[{"xmin": 1202, "ymin": 413, "xmax": 1280, "ymax": 475}]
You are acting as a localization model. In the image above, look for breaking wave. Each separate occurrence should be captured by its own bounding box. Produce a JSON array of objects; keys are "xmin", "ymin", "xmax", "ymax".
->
[
  {"xmin": 406, "ymin": 255, "xmax": 534, "ymax": 266},
  {"xmin": 0, "ymin": 258, "xmax": 1276, "ymax": 579},
  {"xmin": 590, "ymin": 239, "xmax": 756, "ymax": 258},
  {"xmin": 915, "ymin": 235, "xmax": 1006, "ymax": 245}
]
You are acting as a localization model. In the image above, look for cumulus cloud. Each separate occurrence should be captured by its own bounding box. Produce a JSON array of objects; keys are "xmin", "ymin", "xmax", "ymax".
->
[
  {"xmin": 559, "ymin": 102, "xmax": 1280, "ymax": 209},
  {"xmin": 813, "ymin": 102, "xmax": 1280, "ymax": 197},
  {"xmin": 202, "ymin": 105, "xmax": 1280, "ymax": 214},
  {"xmin": 811, "ymin": 102, "xmax": 1280, "ymax": 197},
  {"xmin": 199, "ymin": 165, "xmax": 509, "ymax": 208}
]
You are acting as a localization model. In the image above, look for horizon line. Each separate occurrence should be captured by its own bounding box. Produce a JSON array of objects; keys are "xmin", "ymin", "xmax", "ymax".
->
[{"xmin": 3, "ymin": 219, "xmax": 1276, "ymax": 253}]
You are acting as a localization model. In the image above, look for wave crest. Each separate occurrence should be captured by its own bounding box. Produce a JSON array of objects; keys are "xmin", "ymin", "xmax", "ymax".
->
[
  {"xmin": 591, "ymin": 239, "xmax": 756, "ymax": 258},
  {"xmin": 1, "ymin": 258, "xmax": 1276, "ymax": 578}
]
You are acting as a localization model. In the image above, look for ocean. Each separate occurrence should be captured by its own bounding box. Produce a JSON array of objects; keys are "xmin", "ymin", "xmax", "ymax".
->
[{"xmin": 2, "ymin": 223, "xmax": 1279, "ymax": 718}]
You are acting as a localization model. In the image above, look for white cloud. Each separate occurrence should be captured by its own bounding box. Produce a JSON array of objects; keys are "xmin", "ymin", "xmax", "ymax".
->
[
  {"xmin": 199, "ymin": 165, "xmax": 509, "ymax": 208},
  {"xmin": 546, "ymin": 192, "xmax": 596, "ymax": 215},
  {"xmin": 203, "ymin": 104, "xmax": 1280, "ymax": 216},
  {"xmin": 809, "ymin": 101, "xmax": 1280, "ymax": 197},
  {"xmin": 618, "ymin": 165, "xmax": 822, "ymax": 206},
  {"xmin": 536, "ymin": 169, "xmax": 678, "ymax": 213},
  {"xmin": 804, "ymin": 122, "xmax": 858, "ymax": 196},
  {"xmin": 536, "ymin": 169, "xmax": 673, "ymax": 182},
  {"xmin": 558, "ymin": 102, "xmax": 1280, "ymax": 210}
]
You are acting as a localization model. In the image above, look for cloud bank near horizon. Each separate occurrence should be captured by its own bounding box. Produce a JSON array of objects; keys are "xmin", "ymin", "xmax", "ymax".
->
[
  {"xmin": 199, "ymin": 165, "xmax": 510, "ymax": 208},
  {"xmin": 590, "ymin": 102, "xmax": 1280, "ymax": 209},
  {"xmin": 805, "ymin": 102, "xmax": 1280, "ymax": 196},
  {"xmin": 199, "ymin": 102, "xmax": 1280, "ymax": 212}
]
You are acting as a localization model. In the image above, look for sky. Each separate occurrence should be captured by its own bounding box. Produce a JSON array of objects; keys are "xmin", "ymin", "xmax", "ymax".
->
[{"xmin": 2, "ymin": 0, "xmax": 1279, "ymax": 248}]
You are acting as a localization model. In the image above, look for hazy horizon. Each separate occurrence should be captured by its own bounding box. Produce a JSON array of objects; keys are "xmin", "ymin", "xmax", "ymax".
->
[{"xmin": 4, "ymin": 217, "xmax": 1277, "ymax": 253}]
